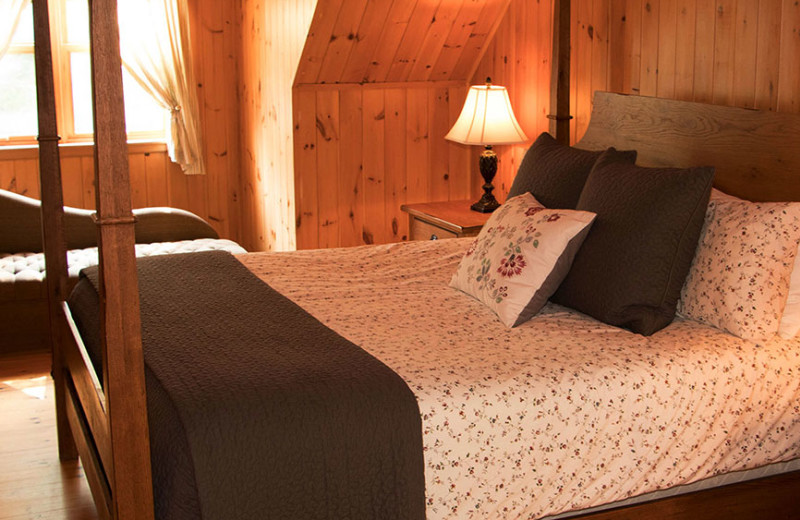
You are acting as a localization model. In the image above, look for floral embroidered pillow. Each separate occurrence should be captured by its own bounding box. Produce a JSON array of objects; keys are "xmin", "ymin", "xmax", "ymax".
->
[
  {"xmin": 678, "ymin": 196, "xmax": 800, "ymax": 342},
  {"xmin": 450, "ymin": 193, "xmax": 596, "ymax": 327}
]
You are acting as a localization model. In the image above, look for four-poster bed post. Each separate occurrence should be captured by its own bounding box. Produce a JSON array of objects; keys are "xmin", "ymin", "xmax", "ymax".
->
[
  {"xmin": 35, "ymin": 0, "xmax": 154, "ymax": 518},
  {"xmin": 548, "ymin": 0, "xmax": 572, "ymax": 144},
  {"xmin": 32, "ymin": 0, "xmax": 75, "ymax": 461}
]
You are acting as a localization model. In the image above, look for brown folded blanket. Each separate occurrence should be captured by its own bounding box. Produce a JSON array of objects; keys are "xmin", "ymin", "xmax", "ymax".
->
[{"xmin": 69, "ymin": 250, "xmax": 425, "ymax": 520}]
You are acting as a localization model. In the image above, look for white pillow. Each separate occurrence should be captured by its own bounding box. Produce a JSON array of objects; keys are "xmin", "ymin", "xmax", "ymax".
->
[
  {"xmin": 678, "ymin": 189, "xmax": 800, "ymax": 341},
  {"xmin": 450, "ymin": 193, "xmax": 596, "ymax": 327},
  {"xmin": 710, "ymin": 189, "xmax": 800, "ymax": 339}
]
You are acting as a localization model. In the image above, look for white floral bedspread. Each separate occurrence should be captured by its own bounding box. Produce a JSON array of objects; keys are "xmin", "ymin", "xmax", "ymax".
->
[{"xmin": 238, "ymin": 239, "xmax": 800, "ymax": 520}]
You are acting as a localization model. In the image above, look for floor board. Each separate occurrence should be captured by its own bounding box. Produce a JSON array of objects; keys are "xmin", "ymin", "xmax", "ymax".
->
[{"xmin": 0, "ymin": 351, "xmax": 98, "ymax": 520}]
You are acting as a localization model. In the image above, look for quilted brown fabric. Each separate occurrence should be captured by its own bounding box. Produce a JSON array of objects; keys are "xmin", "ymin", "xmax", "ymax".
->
[
  {"xmin": 507, "ymin": 132, "xmax": 637, "ymax": 209},
  {"xmin": 551, "ymin": 149, "xmax": 714, "ymax": 336},
  {"xmin": 70, "ymin": 251, "xmax": 426, "ymax": 520}
]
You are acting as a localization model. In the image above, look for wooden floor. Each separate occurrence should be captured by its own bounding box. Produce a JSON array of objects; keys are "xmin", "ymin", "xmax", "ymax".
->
[{"xmin": 0, "ymin": 351, "xmax": 98, "ymax": 520}]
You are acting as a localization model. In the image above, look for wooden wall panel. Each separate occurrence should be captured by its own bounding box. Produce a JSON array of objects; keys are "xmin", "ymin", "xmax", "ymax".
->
[
  {"xmin": 293, "ymin": 89, "xmax": 319, "ymax": 249},
  {"xmin": 292, "ymin": 84, "xmax": 471, "ymax": 249},
  {"xmin": 362, "ymin": 1, "xmax": 417, "ymax": 83},
  {"xmin": 657, "ymin": 0, "xmax": 677, "ymax": 99},
  {"xmin": 315, "ymin": 89, "xmax": 341, "ymax": 249},
  {"xmin": 639, "ymin": 0, "xmax": 659, "ymax": 97},
  {"xmin": 386, "ymin": 1, "xmax": 444, "ymax": 83},
  {"xmin": 60, "ymin": 157, "xmax": 83, "ymax": 207},
  {"xmin": 472, "ymin": 0, "xmax": 800, "ymax": 202},
  {"xmin": 338, "ymin": 89, "xmax": 364, "ymax": 247},
  {"xmin": 190, "ymin": 0, "xmax": 242, "ymax": 243},
  {"xmin": 144, "ymin": 153, "xmax": 169, "ymax": 207},
  {"xmin": 778, "ymin": 0, "xmax": 800, "ymax": 112},
  {"xmin": 129, "ymin": 154, "xmax": 148, "ymax": 209},
  {"xmin": 711, "ymin": 0, "xmax": 736, "ymax": 106},
  {"xmin": 405, "ymin": 88, "xmax": 430, "ymax": 207},
  {"xmin": 0, "ymin": 148, "xmax": 198, "ymax": 215},
  {"xmin": 732, "ymin": 0, "xmax": 759, "ymax": 108},
  {"xmin": 755, "ymin": 1, "xmax": 781, "ymax": 111},
  {"xmin": 384, "ymin": 88, "xmax": 409, "ymax": 243},
  {"xmin": 289, "ymin": 0, "xmax": 800, "ymax": 251},
  {"xmin": 317, "ymin": 0, "xmax": 369, "ymax": 84},
  {"xmin": 430, "ymin": 1, "xmax": 486, "ymax": 81},
  {"xmin": 693, "ymin": 1, "xmax": 715, "ymax": 103},
  {"xmin": 240, "ymin": 0, "xmax": 318, "ymax": 251},
  {"xmin": 362, "ymin": 89, "xmax": 386, "ymax": 245},
  {"xmin": 674, "ymin": 0, "xmax": 696, "ymax": 100},
  {"xmin": 428, "ymin": 88, "xmax": 451, "ymax": 202},
  {"xmin": 340, "ymin": 1, "xmax": 394, "ymax": 83}
]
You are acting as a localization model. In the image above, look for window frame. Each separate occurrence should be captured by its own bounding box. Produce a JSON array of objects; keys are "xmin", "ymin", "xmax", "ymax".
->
[{"xmin": 0, "ymin": 0, "xmax": 167, "ymax": 147}]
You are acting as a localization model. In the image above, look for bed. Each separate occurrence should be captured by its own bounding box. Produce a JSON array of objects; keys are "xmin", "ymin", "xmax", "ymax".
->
[{"xmin": 32, "ymin": 1, "xmax": 800, "ymax": 520}]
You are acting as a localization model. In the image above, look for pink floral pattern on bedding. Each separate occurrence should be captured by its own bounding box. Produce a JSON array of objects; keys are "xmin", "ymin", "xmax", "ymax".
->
[
  {"xmin": 678, "ymin": 198, "xmax": 800, "ymax": 342},
  {"xmin": 450, "ymin": 193, "xmax": 595, "ymax": 327},
  {"xmin": 238, "ymin": 240, "xmax": 800, "ymax": 520}
]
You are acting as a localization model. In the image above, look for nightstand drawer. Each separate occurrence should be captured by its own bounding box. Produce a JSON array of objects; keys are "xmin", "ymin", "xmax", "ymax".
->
[
  {"xmin": 410, "ymin": 218, "xmax": 459, "ymax": 241},
  {"xmin": 402, "ymin": 200, "xmax": 491, "ymax": 241}
]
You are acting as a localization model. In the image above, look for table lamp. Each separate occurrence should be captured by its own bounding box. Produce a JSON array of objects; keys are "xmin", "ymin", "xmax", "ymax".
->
[{"xmin": 445, "ymin": 78, "xmax": 528, "ymax": 212}]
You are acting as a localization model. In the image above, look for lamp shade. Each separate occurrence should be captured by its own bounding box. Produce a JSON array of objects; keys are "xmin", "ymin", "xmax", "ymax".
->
[{"xmin": 445, "ymin": 83, "xmax": 528, "ymax": 145}]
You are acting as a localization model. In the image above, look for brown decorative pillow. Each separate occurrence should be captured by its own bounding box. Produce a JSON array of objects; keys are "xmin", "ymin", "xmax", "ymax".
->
[
  {"xmin": 507, "ymin": 132, "xmax": 637, "ymax": 209},
  {"xmin": 551, "ymin": 149, "xmax": 715, "ymax": 336}
]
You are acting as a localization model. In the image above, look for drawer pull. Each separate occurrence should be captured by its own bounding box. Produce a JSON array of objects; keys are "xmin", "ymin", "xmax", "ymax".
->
[{"xmin": 430, "ymin": 234, "xmax": 438, "ymax": 240}]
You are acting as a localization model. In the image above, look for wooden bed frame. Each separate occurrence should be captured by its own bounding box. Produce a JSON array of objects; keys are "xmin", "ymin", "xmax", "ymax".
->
[{"xmin": 32, "ymin": 1, "xmax": 800, "ymax": 519}]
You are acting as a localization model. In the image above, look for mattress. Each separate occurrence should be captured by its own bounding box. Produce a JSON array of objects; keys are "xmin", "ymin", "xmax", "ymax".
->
[{"xmin": 238, "ymin": 238, "xmax": 800, "ymax": 520}]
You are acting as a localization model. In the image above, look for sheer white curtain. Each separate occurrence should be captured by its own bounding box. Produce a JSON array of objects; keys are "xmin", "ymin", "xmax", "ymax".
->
[
  {"xmin": 0, "ymin": 0, "xmax": 30, "ymax": 60},
  {"xmin": 118, "ymin": 0, "xmax": 205, "ymax": 175}
]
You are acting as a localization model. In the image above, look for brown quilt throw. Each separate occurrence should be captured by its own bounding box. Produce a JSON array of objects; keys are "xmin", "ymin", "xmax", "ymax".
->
[{"xmin": 69, "ymin": 250, "xmax": 426, "ymax": 520}]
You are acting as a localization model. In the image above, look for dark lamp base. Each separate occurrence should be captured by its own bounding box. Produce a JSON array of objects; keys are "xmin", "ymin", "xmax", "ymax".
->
[
  {"xmin": 471, "ymin": 193, "xmax": 500, "ymax": 213},
  {"xmin": 471, "ymin": 145, "xmax": 500, "ymax": 213}
]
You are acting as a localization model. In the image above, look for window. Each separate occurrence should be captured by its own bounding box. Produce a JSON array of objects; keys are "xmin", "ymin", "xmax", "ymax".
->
[
  {"xmin": 0, "ymin": 2, "xmax": 37, "ymax": 141},
  {"xmin": 0, "ymin": 0, "xmax": 167, "ymax": 145}
]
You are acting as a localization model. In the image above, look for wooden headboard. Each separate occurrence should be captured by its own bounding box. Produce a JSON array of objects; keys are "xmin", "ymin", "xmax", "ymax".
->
[{"xmin": 576, "ymin": 92, "xmax": 800, "ymax": 202}]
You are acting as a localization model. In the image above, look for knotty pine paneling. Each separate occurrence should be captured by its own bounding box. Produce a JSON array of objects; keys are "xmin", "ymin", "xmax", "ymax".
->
[
  {"xmin": 187, "ymin": 0, "xmax": 242, "ymax": 243},
  {"xmin": 290, "ymin": 0, "xmax": 519, "ymax": 251},
  {"xmin": 290, "ymin": 0, "xmax": 516, "ymax": 250},
  {"xmin": 474, "ymin": 0, "xmax": 800, "ymax": 195},
  {"xmin": 293, "ymin": 84, "xmax": 472, "ymax": 250},
  {"xmin": 240, "ymin": 0, "xmax": 318, "ymax": 252},
  {"xmin": 0, "ymin": 147, "xmax": 209, "ymax": 219},
  {"xmin": 296, "ymin": 0, "xmax": 512, "ymax": 86}
]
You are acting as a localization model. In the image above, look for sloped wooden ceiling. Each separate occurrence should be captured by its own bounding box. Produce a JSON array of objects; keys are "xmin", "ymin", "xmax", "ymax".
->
[{"xmin": 295, "ymin": 0, "xmax": 513, "ymax": 85}]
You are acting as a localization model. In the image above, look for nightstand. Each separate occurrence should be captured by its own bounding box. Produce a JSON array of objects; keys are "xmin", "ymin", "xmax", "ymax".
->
[{"xmin": 401, "ymin": 200, "xmax": 492, "ymax": 241}]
